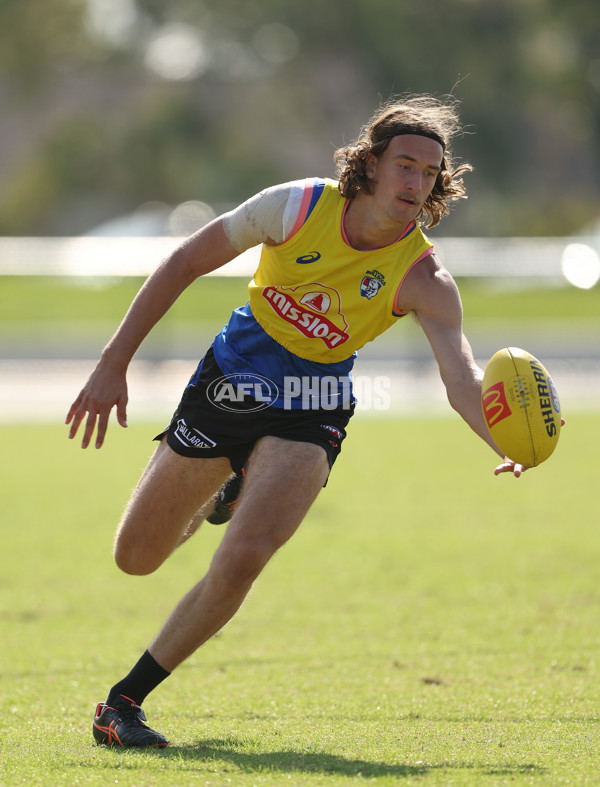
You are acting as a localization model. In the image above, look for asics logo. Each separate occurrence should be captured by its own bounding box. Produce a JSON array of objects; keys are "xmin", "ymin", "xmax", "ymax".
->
[{"xmin": 296, "ymin": 251, "xmax": 321, "ymax": 264}]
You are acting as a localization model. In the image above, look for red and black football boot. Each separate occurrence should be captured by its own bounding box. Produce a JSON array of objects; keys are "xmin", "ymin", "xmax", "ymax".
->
[
  {"xmin": 206, "ymin": 465, "xmax": 247, "ymax": 525},
  {"xmin": 92, "ymin": 694, "xmax": 168, "ymax": 748}
]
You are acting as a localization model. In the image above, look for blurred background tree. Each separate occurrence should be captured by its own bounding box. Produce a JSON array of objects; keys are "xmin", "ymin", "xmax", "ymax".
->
[{"xmin": 0, "ymin": 0, "xmax": 598, "ymax": 237}]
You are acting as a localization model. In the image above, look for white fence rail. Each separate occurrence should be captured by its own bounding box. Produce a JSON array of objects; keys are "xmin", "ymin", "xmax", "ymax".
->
[{"xmin": 0, "ymin": 235, "xmax": 599, "ymax": 287}]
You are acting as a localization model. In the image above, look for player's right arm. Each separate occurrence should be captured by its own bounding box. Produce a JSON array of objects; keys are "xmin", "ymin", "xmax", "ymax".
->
[
  {"xmin": 66, "ymin": 217, "xmax": 239, "ymax": 449},
  {"xmin": 66, "ymin": 181, "xmax": 307, "ymax": 449}
]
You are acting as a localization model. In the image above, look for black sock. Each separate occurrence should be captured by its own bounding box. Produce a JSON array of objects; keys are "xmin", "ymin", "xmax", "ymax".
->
[{"xmin": 106, "ymin": 650, "xmax": 171, "ymax": 707}]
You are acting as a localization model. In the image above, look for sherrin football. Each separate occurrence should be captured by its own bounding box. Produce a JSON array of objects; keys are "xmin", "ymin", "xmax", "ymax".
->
[{"xmin": 481, "ymin": 347, "xmax": 561, "ymax": 466}]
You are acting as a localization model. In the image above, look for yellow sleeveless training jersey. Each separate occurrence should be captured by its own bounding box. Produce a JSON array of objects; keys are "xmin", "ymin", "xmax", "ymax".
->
[{"xmin": 248, "ymin": 179, "xmax": 433, "ymax": 363}]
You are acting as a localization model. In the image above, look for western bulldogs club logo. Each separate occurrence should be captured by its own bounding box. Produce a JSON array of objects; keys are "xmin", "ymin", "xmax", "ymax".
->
[{"xmin": 360, "ymin": 269, "xmax": 386, "ymax": 299}]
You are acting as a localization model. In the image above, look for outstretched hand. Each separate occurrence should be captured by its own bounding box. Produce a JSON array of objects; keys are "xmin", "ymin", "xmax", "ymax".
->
[
  {"xmin": 65, "ymin": 360, "xmax": 129, "ymax": 449},
  {"xmin": 493, "ymin": 458, "xmax": 528, "ymax": 477}
]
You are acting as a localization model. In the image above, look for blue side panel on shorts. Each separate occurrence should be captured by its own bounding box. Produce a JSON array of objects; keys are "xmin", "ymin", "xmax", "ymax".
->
[
  {"xmin": 211, "ymin": 303, "xmax": 356, "ymax": 409},
  {"xmin": 188, "ymin": 348, "xmax": 210, "ymax": 387}
]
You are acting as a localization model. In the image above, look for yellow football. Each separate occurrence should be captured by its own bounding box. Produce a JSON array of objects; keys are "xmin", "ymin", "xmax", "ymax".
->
[{"xmin": 481, "ymin": 347, "xmax": 561, "ymax": 466}]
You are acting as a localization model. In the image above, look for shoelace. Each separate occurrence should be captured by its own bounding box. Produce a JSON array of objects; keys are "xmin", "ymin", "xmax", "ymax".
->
[{"xmin": 115, "ymin": 700, "xmax": 147, "ymax": 725}]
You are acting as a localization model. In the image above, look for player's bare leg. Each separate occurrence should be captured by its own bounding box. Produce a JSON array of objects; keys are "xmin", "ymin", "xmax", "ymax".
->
[
  {"xmin": 113, "ymin": 440, "xmax": 232, "ymax": 575},
  {"xmin": 178, "ymin": 464, "xmax": 247, "ymax": 544},
  {"xmin": 177, "ymin": 495, "xmax": 220, "ymax": 545},
  {"xmin": 147, "ymin": 435, "xmax": 329, "ymax": 672},
  {"xmin": 94, "ymin": 441, "xmax": 239, "ymax": 748}
]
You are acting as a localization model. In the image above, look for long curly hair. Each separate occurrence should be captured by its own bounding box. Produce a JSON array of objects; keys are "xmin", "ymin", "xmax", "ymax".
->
[{"xmin": 334, "ymin": 95, "xmax": 473, "ymax": 228}]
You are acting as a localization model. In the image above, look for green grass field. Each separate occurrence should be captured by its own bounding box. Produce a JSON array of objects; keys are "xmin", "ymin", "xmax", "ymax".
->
[
  {"xmin": 1, "ymin": 414, "xmax": 598, "ymax": 785},
  {"xmin": 3, "ymin": 275, "xmax": 599, "ymax": 392}
]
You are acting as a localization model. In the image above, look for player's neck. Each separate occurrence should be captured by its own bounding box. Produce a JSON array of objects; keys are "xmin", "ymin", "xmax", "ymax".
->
[{"xmin": 342, "ymin": 196, "xmax": 411, "ymax": 251}]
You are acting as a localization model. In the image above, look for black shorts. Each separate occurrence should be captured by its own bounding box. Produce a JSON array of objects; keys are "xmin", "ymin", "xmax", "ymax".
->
[{"xmin": 155, "ymin": 346, "xmax": 355, "ymax": 478}]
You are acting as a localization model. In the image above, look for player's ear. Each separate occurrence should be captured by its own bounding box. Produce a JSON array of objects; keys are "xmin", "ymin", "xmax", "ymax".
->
[{"xmin": 365, "ymin": 153, "xmax": 378, "ymax": 180}]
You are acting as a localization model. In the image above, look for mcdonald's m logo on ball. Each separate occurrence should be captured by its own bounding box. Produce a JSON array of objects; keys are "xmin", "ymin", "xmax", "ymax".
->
[{"xmin": 482, "ymin": 382, "xmax": 512, "ymax": 428}]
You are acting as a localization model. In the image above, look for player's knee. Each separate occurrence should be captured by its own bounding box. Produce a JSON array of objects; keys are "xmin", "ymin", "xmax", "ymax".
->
[
  {"xmin": 217, "ymin": 537, "xmax": 275, "ymax": 587},
  {"xmin": 113, "ymin": 540, "xmax": 162, "ymax": 576}
]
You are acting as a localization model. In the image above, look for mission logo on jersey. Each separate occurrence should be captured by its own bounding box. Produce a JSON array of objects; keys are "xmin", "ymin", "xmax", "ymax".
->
[{"xmin": 262, "ymin": 283, "xmax": 350, "ymax": 349}]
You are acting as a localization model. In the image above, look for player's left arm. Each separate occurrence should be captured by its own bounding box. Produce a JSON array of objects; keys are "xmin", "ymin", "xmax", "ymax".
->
[{"xmin": 397, "ymin": 253, "xmax": 526, "ymax": 477}]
